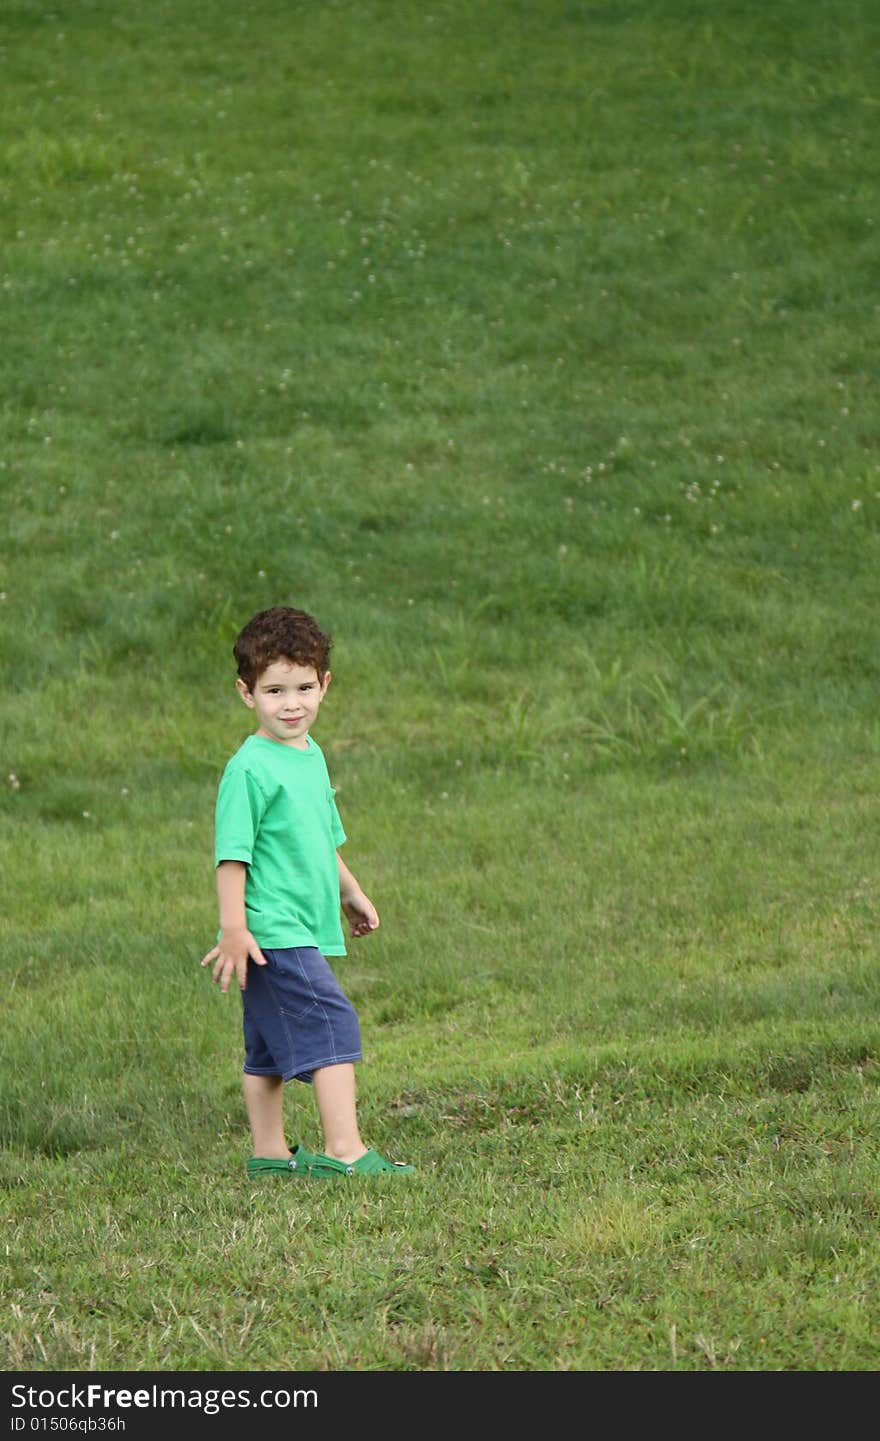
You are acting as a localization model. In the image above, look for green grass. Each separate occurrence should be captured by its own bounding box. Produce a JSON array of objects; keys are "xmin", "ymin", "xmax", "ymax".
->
[{"xmin": 3, "ymin": 0, "xmax": 880, "ymax": 1370}]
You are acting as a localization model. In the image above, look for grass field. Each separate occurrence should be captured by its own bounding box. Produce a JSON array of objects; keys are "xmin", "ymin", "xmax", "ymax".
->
[{"xmin": 3, "ymin": 0, "xmax": 880, "ymax": 1371}]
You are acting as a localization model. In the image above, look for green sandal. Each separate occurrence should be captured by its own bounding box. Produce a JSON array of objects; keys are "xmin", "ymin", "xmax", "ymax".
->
[
  {"xmin": 337, "ymin": 1148, "xmax": 415, "ymax": 1177},
  {"xmin": 246, "ymin": 1145, "xmax": 321, "ymax": 1178}
]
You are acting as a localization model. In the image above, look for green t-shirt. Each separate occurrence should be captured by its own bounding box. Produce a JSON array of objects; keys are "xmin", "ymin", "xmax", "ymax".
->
[{"xmin": 214, "ymin": 733, "xmax": 347, "ymax": 955}]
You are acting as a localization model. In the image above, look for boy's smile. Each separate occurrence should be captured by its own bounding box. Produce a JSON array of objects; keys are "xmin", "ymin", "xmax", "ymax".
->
[{"xmin": 237, "ymin": 658, "xmax": 331, "ymax": 748}]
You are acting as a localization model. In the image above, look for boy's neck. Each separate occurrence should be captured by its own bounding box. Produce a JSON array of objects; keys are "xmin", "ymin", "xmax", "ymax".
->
[{"xmin": 255, "ymin": 726, "xmax": 310, "ymax": 751}]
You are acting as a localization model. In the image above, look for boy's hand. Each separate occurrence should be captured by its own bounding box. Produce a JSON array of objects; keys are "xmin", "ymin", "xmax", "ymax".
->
[
  {"xmin": 342, "ymin": 891, "xmax": 380, "ymax": 939},
  {"xmin": 200, "ymin": 927, "xmax": 267, "ymax": 993}
]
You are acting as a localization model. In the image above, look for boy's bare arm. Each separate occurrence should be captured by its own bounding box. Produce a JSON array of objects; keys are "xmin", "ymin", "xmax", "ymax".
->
[
  {"xmin": 200, "ymin": 860, "xmax": 267, "ymax": 992},
  {"xmin": 338, "ymin": 852, "xmax": 380, "ymax": 938}
]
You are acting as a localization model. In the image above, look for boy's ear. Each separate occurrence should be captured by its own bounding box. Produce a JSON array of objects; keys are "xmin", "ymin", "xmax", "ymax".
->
[
  {"xmin": 236, "ymin": 678, "xmax": 255, "ymax": 708},
  {"xmin": 321, "ymin": 669, "xmax": 332, "ymax": 697}
]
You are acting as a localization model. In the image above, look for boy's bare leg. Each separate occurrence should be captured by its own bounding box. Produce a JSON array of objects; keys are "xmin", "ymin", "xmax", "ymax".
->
[
  {"xmin": 313, "ymin": 1063, "xmax": 367, "ymax": 1164},
  {"xmin": 243, "ymin": 1073, "xmax": 289, "ymax": 1158}
]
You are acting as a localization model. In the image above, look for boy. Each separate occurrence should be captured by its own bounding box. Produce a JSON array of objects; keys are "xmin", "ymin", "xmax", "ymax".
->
[{"xmin": 200, "ymin": 605, "xmax": 413, "ymax": 1178}]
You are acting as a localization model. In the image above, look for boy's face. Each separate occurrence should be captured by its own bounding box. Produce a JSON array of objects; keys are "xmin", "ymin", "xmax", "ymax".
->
[{"xmin": 236, "ymin": 658, "xmax": 331, "ymax": 749}]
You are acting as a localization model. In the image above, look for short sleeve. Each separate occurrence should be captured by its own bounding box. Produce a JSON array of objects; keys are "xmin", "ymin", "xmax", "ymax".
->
[
  {"xmin": 215, "ymin": 765, "xmax": 267, "ymax": 867},
  {"xmin": 329, "ymin": 787, "xmax": 347, "ymax": 848}
]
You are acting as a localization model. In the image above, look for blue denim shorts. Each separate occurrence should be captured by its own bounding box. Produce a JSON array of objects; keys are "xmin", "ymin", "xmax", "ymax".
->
[{"xmin": 241, "ymin": 946, "xmax": 362, "ymax": 1084}]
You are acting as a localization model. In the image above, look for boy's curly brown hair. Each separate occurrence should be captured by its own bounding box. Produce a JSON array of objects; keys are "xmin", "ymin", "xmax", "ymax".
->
[{"xmin": 233, "ymin": 606, "xmax": 333, "ymax": 690}]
